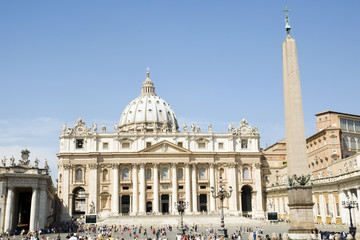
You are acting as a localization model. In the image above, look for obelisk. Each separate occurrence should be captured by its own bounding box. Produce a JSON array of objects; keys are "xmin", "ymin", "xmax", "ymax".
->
[{"xmin": 282, "ymin": 7, "xmax": 315, "ymax": 239}]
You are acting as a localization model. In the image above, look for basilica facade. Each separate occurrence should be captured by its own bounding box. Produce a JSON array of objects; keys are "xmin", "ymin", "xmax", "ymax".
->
[{"xmin": 57, "ymin": 72, "xmax": 265, "ymax": 221}]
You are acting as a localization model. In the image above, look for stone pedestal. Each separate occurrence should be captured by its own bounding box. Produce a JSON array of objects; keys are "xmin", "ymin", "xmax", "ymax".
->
[{"xmin": 287, "ymin": 187, "xmax": 314, "ymax": 234}]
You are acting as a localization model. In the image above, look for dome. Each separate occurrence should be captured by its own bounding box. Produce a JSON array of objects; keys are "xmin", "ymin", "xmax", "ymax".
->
[{"xmin": 119, "ymin": 72, "xmax": 179, "ymax": 132}]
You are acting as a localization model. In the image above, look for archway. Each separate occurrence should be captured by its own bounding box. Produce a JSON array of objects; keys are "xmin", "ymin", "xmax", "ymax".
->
[
  {"xmin": 241, "ymin": 185, "xmax": 252, "ymax": 213},
  {"xmin": 73, "ymin": 187, "xmax": 86, "ymax": 215}
]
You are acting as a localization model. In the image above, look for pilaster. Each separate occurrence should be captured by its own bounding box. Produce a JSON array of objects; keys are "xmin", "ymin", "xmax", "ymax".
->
[
  {"xmin": 4, "ymin": 186, "xmax": 14, "ymax": 231},
  {"xmin": 132, "ymin": 163, "xmax": 138, "ymax": 214},
  {"xmin": 185, "ymin": 163, "xmax": 191, "ymax": 213},
  {"xmin": 139, "ymin": 163, "xmax": 146, "ymax": 214},
  {"xmin": 111, "ymin": 163, "xmax": 119, "ymax": 214},
  {"xmin": 153, "ymin": 163, "xmax": 159, "ymax": 213},
  {"xmin": 191, "ymin": 163, "xmax": 198, "ymax": 213},
  {"xmin": 172, "ymin": 163, "xmax": 178, "ymax": 214},
  {"xmin": 209, "ymin": 163, "xmax": 216, "ymax": 213},
  {"xmin": 87, "ymin": 163, "xmax": 98, "ymax": 214}
]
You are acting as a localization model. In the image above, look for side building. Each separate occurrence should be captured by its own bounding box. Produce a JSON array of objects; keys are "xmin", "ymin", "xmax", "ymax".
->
[
  {"xmin": 0, "ymin": 150, "xmax": 56, "ymax": 232},
  {"xmin": 57, "ymin": 73, "xmax": 265, "ymax": 221},
  {"xmin": 264, "ymin": 111, "xmax": 360, "ymax": 225}
]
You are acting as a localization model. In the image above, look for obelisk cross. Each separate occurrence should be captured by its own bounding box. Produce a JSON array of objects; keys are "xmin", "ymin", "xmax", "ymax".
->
[{"xmin": 282, "ymin": 6, "xmax": 291, "ymax": 35}]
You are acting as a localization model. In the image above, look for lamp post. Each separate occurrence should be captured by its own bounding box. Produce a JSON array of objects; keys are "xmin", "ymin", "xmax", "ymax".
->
[
  {"xmin": 175, "ymin": 196, "xmax": 188, "ymax": 236},
  {"xmin": 211, "ymin": 177, "xmax": 232, "ymax": 238},
  {"xmin": 342, "ymin": 195, "xmax": 357, "ymax": 237}
]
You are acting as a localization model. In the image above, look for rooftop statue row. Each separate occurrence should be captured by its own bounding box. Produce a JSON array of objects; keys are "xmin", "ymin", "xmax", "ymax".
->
[
  {"xmin": 1, "ymin": 149, "xmax": 49, "ymax": 169},
  {"xmin": 62, "ymin": 118, "xmax": 259, "ymax": 136}
]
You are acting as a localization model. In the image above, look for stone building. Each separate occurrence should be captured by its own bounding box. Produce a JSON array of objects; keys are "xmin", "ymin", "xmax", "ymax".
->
[
  {"xmin": 57, "ymin": 72, "xmax": 265, "ymax": 221},
  {"xmin": 263, "ymin": 111, "xmax": 360, "ymax": 225},
  {"xmin": 0, "ymin": 150, "xmax": 56, "ymax": 232}
]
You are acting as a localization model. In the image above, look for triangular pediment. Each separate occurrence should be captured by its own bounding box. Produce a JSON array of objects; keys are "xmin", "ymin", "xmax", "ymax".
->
[{"xmin": 139, "ymin": 140, "xmax": 192, "ymax": 154}]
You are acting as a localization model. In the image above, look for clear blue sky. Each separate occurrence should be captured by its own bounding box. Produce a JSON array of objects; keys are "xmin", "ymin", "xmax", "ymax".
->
[{"xmin": 0, "ymin": 1, "xmax": 359, "ymax": 181}]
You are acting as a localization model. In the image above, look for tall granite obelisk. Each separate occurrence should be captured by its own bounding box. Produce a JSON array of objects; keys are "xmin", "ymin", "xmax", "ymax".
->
[{"xmin": 282, "ymin": 8, "xmax": 315, "ymax": 238}]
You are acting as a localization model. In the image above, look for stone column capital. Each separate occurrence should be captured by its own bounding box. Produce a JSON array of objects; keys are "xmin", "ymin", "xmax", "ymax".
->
[
  {"xmin": 111, "ymin": 163, "xmax": 119, "ymax": 169},
  {"xmin": 63, "ymin": 164, "xmax": 72, "ymax": 170},
  {"xmin": 87, "ymin": 163, "xmax": 98, "ymax": 170},
  {"xmin": 171, "ymin": 162, "xmax": 177, "ymax": 168},
  {"xmin": 132, "ymin": 163, "xmax": 139, "ymax": 170},
  {"xmin": 254, "ymin": 163, "xmax": 261, "ymax": 169},
  {"xmin": 228, "ymin": 162, "xmax": 237, "ymax": 168},
  {"xmin": 209, "ymin": 162, "xmax": 216, "ymax": 168},
  {"xmin": 152, "ymin": 163, "xmax": 159, "ymax": 168}
]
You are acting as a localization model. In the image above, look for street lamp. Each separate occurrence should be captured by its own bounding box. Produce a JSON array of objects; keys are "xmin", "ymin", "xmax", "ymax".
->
[
  {"xmin": 342, "ymin": 195, "xmax": 358, "ymax": 237},
  {"xmin": 211, "ymin": 177, "xmax": 232, "ymax": 238},
  {"xmin": 175, "ymin": 196, "xmax": 188, "ymax": 236}
]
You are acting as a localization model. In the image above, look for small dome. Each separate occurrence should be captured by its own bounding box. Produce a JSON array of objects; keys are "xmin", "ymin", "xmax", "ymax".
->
[{"xmin": 119, "ymin": 72, "xmax": 178, "ymax": 132}]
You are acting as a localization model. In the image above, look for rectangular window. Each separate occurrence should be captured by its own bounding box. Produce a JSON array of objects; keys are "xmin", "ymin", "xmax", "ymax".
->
[
  {"xmin": 146, "ymin": 186, "xmax": 152, "ymax": 190},
  {"xmin": 177, "ymin": 142, "xmax": 183, "ymax": 147},
  {"xmin": 178, "ymin": 185, "xmax": 184, "ymax": 190},
  {"xmin": 103, "ymin": 142, "xmax": 108, "ymax": 149},
  {"xmin": 122, "ymin": 142, "xmax": 130, "ymax": 149},
  {"xmin": 198, "ymin": 142, "xmax": 206, "ymax": 149},
  {"xmin": 317, "ymin": 203, "xmax": 321, "ymax": 215},
  {"xmin": 332, "ymin": 149, "xmax": 337, "ymax": 153},
  {"xmin": 218, "ymin": 142, "xmax": 224, "ymax": 149},
  {"xmin": 348, "ymin": 120, "xmax": 354, "ymax": 131},
  {"xmin": 76, "ymin": 139, "xmax": 84, "ymax": 149},
  {"xmin": 336, "ymin": 202, "xmax": 340, "ymax": 217},
  {"xmin": 146, "ymin": 142, "xmax": 152, "ymax": 148},
  {"xmin": 123, "ymin": 186, "xmax": 129, "ymax": 190},
  {"xmin": 200, "ymin": 185, "xmax": 206, "ymax": 189},
  {"xmin": 326, "ymin": 202, "xmax": 330, "ymax": 216},
  {"xmin": 340, "ymin": 119, "xmax": 347, "ymax": 130},
  {"xmin": 355, "ymin": 121, "xmax": 360, "ymax": 132},
  {"xmin": 331, "ymin": 138, "xmax": 336, "ymax": 143},
  {"xmin": 241, "ymin": 140, "xmax": 248, "ymax": 149}
]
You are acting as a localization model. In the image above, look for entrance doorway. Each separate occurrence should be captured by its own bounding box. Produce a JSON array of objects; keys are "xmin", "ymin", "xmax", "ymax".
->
[
  {"xmin": 241, "ymin": 185, "xmax": 252, "ymax": 213},
  {"xmin": 146, "ymin": 201, "xmax": 152, "ymax": 213},
  {"xmin": 199, "ymin": 194, "xmax": 208, "ymax": 212},
  {"xmin": 15, "ymin": 189, "xmax": 32, "ymax": 230},
  {"xmin": 160, "ymin": 194, "xmax": 169, "ymax": 214},
  {"xmin": 121, "ymin": 195, "xmax": 130, "ymax": 214}
]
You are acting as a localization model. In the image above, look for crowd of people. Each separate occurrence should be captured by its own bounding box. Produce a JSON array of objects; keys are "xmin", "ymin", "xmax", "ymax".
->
[{"xmin": 1, "ymin": 220, "xmax": 355, "ymax": 240}]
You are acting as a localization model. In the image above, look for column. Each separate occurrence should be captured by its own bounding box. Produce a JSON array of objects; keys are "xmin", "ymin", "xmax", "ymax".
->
[
  {"xmin": 4, "ymin": 187, "xmax": 14, "ymax": 231},
  {"xmin": 209, "ymin": 163, "xmax": 216, "ymax": 213},
  {"xmin": 132, "ymin": 164, "xmax": 138, "ymax": 214},
  {"xmin": 229, "ymin": 163, "xmax": 238, "ymax": 212},
  {"xmin": 61, "ymin": 164, "xmax": 71, "ymax": 220},
  {"xmin": 172, "ymin": 163, "xmax": 178, "ymax": 214},
  {"xmin": 356, "ymin": 189, "xmax": 360, "ymax": 226},
  {"xmin": 191, "ymin": 163, "xmax": 198, "ymax": 213},
  {"xmin": 185, "ymin": 163, "xmax": 191, "ymax": 213},
  {"xmin": 29, "ymin": 187, "xmax": 39, "ymax": 232},
  {"xmin": 339, "ymin": 190, "xmax": 349, "ymax": 224},
  {"xmin": 139, "ymin": 163, "xmax": 146, "ymax": 214},
  {"xmin": 88, "ymin": 163, "xmax": 98, "ymax": 214},
  {"xmin": 38, "ymin": 186, "xmax": 48, "ymax": 229},
  {"xmin": 111, "ymin": 164, "xmax": 119, "ymax": 214},
  {"xmin": 254, "ymin": 163, "xmax": 264, "ymax": 217},
  {"xmin": 153, "ymin": 163, "xmax": 159, "ymax": 213},
  {"xmin": 239, "ymin": 190, "xmax": 242, "ymax": 216}
]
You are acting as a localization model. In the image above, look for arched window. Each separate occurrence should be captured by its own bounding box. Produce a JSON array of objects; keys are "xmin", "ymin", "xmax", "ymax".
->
[
  {"xmin": 199, "ymin": 167, "xmax": 206, "ymax": 179},
  {"xmin": 103, "ymin": 169, "xmax": 109, "ymax": 181},
  {"xmin": 146, "ymin": 169, "xmax": 152, "ymax": 180},
  {"xmin": 243, "ymin": 167, "xmax": 250, "ymax": 179},
  {"xmin": 122, "ymin": 168, "xmax": 129, "ymax": 180},
  {"xmin": 343, "ymin": 137, "xmax": 349, "ymax": 149},
  {"xmin": 350, "ymin": 137, "xmax": 356, "ymax": 149},
  {"xmin": 178, "ymin": 168, "xmax": 184, "ymax": 179},
  {"xmin": 162, "ymin": 167, "xmax": 169, "ymax": 179},
  {"xmin": 75, "ymin": 168, "xmax": 83, "ymax": 181},
  {"xmin": 59, "ymin": 174, "xmax": 62, "ymax": 183}
]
